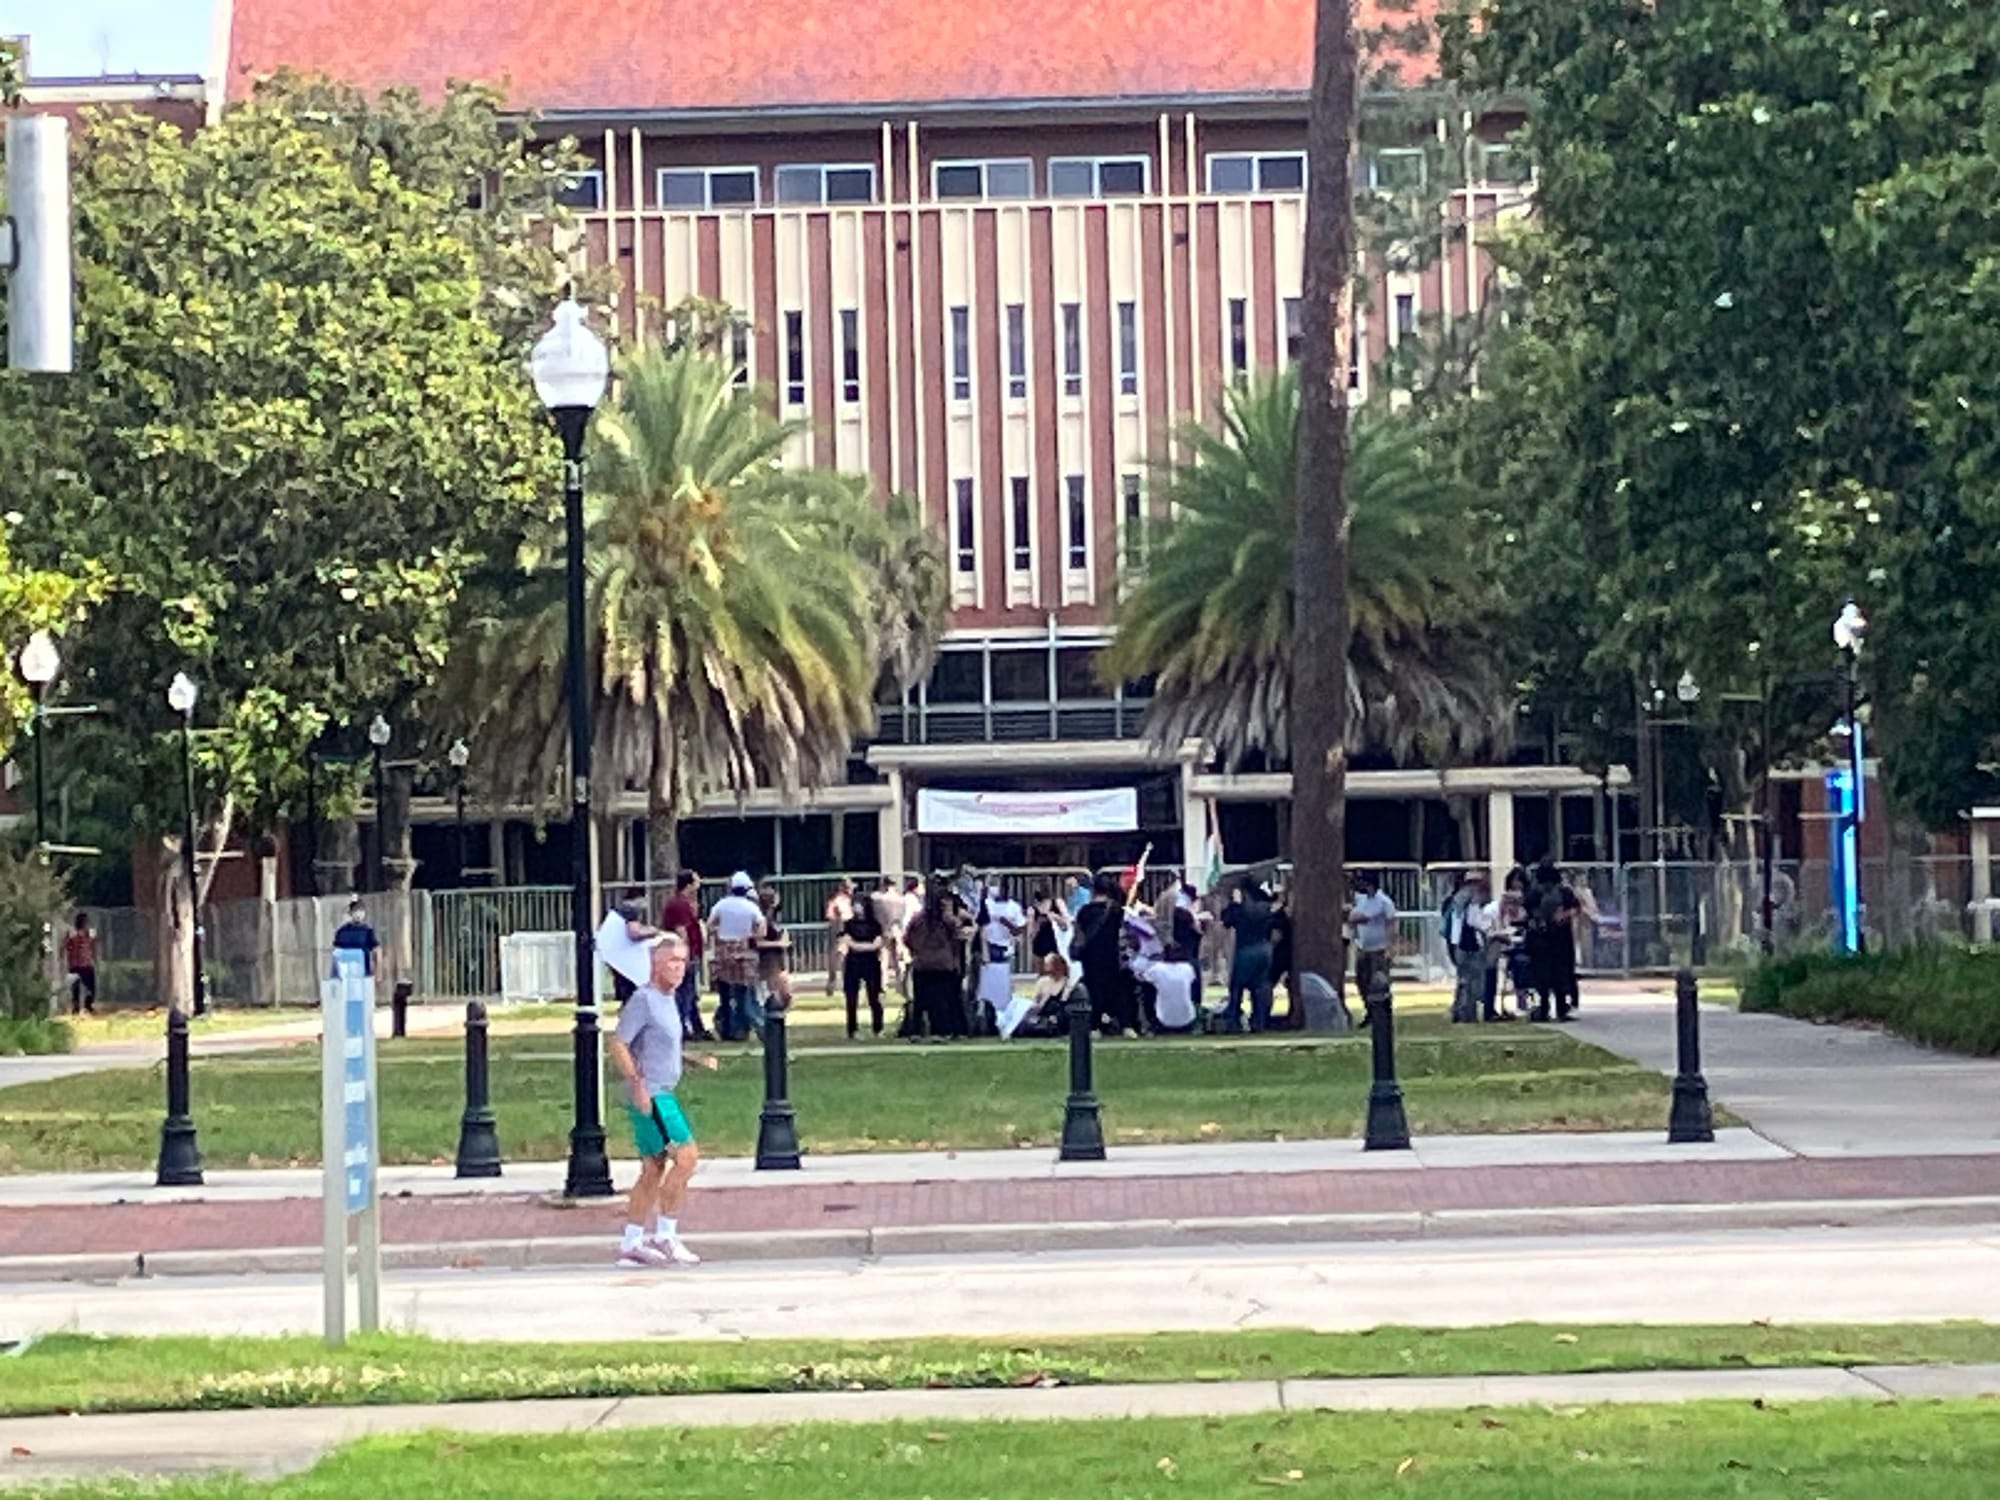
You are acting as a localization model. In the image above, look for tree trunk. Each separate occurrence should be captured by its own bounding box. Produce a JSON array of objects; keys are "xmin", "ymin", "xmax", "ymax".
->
[
  {"xmin": 647, "ymin": 793, "xmax": 682, "ymax": 885},
  {"xmin": 154, "ymin": 834, "xmax": 195, "ymax": 1014},
  {"xmin": 383, "ymin": 766, "xmax": 417, "ymax": 993},
  {"xmin": 1288, "ymin": 0, "xmax": 1359, "ymax": 994},
  {"xmin": 321, "ymin": 817, "xmax": 360, "ymax": 896}
]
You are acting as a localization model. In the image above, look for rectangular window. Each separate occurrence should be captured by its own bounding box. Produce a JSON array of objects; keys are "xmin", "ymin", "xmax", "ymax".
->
[
  {"xmin": 658, "ymin": 165, "xmax": 760, "ymax": 209},
  {"xmin": 1065, "ymin": 475, "xmax": 1088, "ymax": 571},
  {"xmin": 1010, "ymin": 477, "xmax": 1032, "ymax": 573},
  {"xmin": 1061, "ymin": 303, "xmax": 1083, "ymax": 397},
  {"xmin": 1228, "ymin": 297, "xmax": 1249, "ymax": 377},
  {"xmin": 1368, "ymin": 148, "xmax": 1428, "ymax": 194},
  {"xmin": 784, "ymin": 310, "xmax": 805, "ymax": 406},
  {"xmin": 775, "ymin": 163, "xmax": 878, "ymax": 205},
  {"xmin": 1049, "ymin": 155, "xmax": 1151, "ymax": 199},
  {"xmin": 1283, "ymin": 297, "xmax": 1303, "ymax": 365},
  {"xmin": 1478, "ymin": 141, "xmax": 1533, "ymax": 187},
  {"xmin": 1006, "ymin": 304, "xmax": 1027, "ymax": 399},
  {"xmin": 1122, "ymin": 472, "xmax": 1145, "ymax": 571},
  {"xmin": 1204, "ymin": 151, "xmax": 1307, "ymax": 194},
  {"xmin": 1395, "ymin": 292, "xmax": 1416, "ymax": 341},
  {"xmin": 954, "ymin": 479, "xmax": 977, "ymax": 575},
  {"xmin": 554, "ymin": 170, "xmax": 604, "ymax": 210},
  {"xmin": 949, "ymin": 305, "xmax": 971, "ymax": 402},
  {"xmin": 840, "ymin": 308, "xmax": 861, "ymax": 404},
  {"xmin": 1117, "ymin": 301, "xmax": 1139, "ymax": 397},
  {"xmin": 731, "ymin": 320, "xmax": 751, "ymax": 388},
  {"xmin": 933, "ymin": 157, "xmax": 1034, "ymax": 201}
]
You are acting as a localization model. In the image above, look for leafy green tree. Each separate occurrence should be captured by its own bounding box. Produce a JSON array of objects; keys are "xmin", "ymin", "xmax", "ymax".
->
[
  {"xmin": 0, "ymin": 79, "xmax": 577, "ymax": 1003},
  {"xmin": 452, "ymin": 344, "xmax": 945, "ymax": 879},
  {"xmin": 1107, "ymin": 370, "xmax": 1512, "ymax": 769}
]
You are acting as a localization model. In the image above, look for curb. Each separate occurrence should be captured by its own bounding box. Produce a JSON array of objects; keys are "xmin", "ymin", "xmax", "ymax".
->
[{"xmin": 7, "ymin": 1194, "xmax": 2000, "ymax": 1284}]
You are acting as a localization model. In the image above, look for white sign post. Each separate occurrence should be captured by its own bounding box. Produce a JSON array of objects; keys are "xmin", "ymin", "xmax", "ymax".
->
[{"xmin": 321, "ymin": 949, "xmax": 381, "ymax": 1345}]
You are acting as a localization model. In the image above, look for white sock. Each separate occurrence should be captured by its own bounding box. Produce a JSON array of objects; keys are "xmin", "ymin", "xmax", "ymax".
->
[
  {"xmin": 655, "ymin": 1215, "xmax": 678, "ymax": 1241},
  {"xmin": 622, "ymin": 1224, "xmax": 645, "ymax": 1250}
]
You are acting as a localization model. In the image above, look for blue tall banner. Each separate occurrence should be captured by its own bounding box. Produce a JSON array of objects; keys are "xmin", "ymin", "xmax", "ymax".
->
[
  {"xmin": 332, "ymin": 949, "xmax": 373, "ymax": 1213},
  {"xmin": 1826, "ymin": 766, "xmax": 1861, "ymax": 953}
]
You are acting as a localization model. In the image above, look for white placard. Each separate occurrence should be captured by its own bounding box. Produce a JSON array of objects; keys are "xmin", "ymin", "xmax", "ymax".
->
[
  {"xmin": 916, "ymin": 787, "xmax": 1138, "ymax": 835},
  {"xmin": 322, "ymin": 950, "xmax": 381, "ymax": 1346}
]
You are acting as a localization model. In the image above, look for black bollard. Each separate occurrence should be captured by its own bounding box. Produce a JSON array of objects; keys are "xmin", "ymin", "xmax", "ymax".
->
[
  {"xmin": 1667, "ymin": 967, "xmax": 1715, "ymax": 1143},
  {"xmin": 1362, "ymin": 971, "xmax": 1411, "ymax": 1151},
  {"xmin": 754, "ymin": 995, "xmax": 802, "ymax": 1170},
  {"xmin": 391, "ymin": 980, "xmax": 412, "ymax": 1039},
  {"xmin": 156, "ymin": 1007, "xmax": 204, "ymax": 1186},
  {"xmin": 455, "ymin": 1000, "xmax": 503, "ymax": 1178},
  {"xmin": 1059, "ymin": 982, "xmax": 1107, "ymax": 1162}
]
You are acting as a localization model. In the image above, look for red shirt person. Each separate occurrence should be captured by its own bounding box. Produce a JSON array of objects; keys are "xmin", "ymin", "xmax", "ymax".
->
[{"xmin": 658, "ymin": 871, "xmax": 712, "ymax": 1041}]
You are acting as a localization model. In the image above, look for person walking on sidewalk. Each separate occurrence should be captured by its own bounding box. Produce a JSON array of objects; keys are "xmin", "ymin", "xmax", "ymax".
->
[
  {"xmin": 608, "ymin": 933, "xmax": 718, "ymax": 1268},
  {"xmin": 63, "ymin": 911, "xmax": 98, "ymax": 1016}
]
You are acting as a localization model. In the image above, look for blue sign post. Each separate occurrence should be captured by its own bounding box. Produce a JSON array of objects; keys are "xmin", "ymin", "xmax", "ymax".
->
[
  {"xmin": 321, "ymin": 947, "xmax": 381, "ymax": 1345},
  {"xmin": 1827, "ymin": 766, "xmax": 1862, "ymax": 954}
]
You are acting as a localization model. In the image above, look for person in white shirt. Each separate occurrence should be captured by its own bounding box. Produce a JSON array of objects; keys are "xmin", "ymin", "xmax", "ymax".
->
[
  {"xmin": 1134, "ymin": 945, "xmax": 1199, "ymax": 1034},
  {"xmin": 705, "ymin": 871, "xmax": 767, "ymax": 1041},
  {"xmin": 976, "ymin": 883, "xmax": 1025, "ymax": 1028},
  {"xmin": 1346, "ymin": 871, "xmax": 1398, "ymax": 1010}
]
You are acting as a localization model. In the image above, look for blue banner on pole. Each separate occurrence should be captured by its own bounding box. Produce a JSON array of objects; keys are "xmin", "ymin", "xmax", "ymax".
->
[
  {"xmin": 1826, "ymin": 767, "xmax": 1860, "ymax": 953},
  {"xmin": 333, "ymin": 949, "xmax": 373, "ymax": 1214}
]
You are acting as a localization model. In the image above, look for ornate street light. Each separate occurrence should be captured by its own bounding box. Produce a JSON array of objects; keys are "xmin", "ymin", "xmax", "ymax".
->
[
  {"xmin": 531, "ymin": 298, "xmax": 614, "ymax": 1200},
  {"xmin": 367, "ymin": 714, "xmax": 392, "ymax": 894},
  {"xmin": 1832, "ymin": 600, "xmax": 1868, "ymax": 952},
  {"xmin": 158, "ymin": 670, "xmax": 205, "ymax": 1185},
  {"xmin": 447, "ymin": 737, "xmax": 472, "ymax": 886},
  {"xmin": 17, "ymin": 630, "xmax": 58, "ymax": 853}
]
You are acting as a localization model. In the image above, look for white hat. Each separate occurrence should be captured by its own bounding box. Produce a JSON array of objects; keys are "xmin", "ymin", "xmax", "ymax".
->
[{"xmin": 728, "ymin": 870, "xmax": 754, "ymax": 893}]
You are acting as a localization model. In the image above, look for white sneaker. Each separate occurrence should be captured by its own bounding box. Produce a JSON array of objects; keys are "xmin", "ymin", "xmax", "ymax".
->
[
  {"xmin": 651, "ymin": 1236, "xmax": 701, "ymax": 1266},
  {"xmin": 618, "ymin": 1241, "xmax": 671, "ymax": 1268}
]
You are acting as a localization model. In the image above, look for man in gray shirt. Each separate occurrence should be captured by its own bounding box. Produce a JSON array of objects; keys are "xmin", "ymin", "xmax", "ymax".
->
[{"xmin": 607, "ymin": 933, "xmax": 717, "ymax": 1268}]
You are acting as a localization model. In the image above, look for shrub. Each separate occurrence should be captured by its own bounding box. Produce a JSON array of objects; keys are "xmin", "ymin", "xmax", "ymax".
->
[
  {"xmin": 0, "ymin": 841, "xmax": 66, "ymax": 1022},
  {"xmin": 0, "ymin": 1016, "xmax": 75, "ymax": 1054},
  {"xmin": 1740, "ymin": 946, "xmax": 2000, "ymax": 1056}
]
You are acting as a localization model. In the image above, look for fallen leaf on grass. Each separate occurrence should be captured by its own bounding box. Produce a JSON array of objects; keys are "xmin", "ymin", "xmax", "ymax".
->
[
  {"xmin": 1396, "ymin": 1457, "xmax": 1417, "ymax": 1477},
  {"xmin": 1552, "ymin": 1332, "xmax": 1580, "ymax": 1344},
  {"xmin": 10, "ymin": 1447, "xmax": 32, "ymax": 1458},
  {"xmin": 1157, "ymin": 1457, "xmax": 1178, "ymax": 1477},
  {"xmin": 1010, "ymin": 1370, "xmax": 1057, "ymax": 1387},
  {"xmin": 924, "ymin": 1432, "xmax": 949, "ymax": 1443},
  {"xmin": 1479, "ymin": 1417, "xmax": 1507, "ymax": 1430},
  {"xmin": 1198, "ymin": 1121, "xmax": 1223, "ymax": 1137}
]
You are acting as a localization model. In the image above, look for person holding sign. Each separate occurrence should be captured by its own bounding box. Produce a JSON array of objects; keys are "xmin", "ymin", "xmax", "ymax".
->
[{"xmin": 605, "ymin": 932, "xmax": 717, "ymax": 1268}]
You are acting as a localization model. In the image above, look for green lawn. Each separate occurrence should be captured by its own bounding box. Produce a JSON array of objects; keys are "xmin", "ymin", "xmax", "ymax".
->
[
  {"xmin": 25, "ymin": 1401, "xmax": 2000, "ymax": 1499},
  {"xmin": 5, "ymin": 1323, "xmax": 1999, "ymax": 1418},
  {"xmin": 0, "ymin": 1017, "xmax": 1695, "ymax": 1173}
]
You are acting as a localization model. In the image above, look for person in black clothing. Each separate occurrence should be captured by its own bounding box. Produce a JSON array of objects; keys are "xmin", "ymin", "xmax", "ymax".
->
[
  {"xmin": 1028, "ymin": 885, "xmax": 1067, "ymax": 964},
  {"xmin": 1268, "ymin": 890, "xmax": 1295, "ymax": 1028},
  {"xmin": 841, "ymin": 902, "xmax": 887, "ymax": 1037},
  {"xmin": 1071, "ymin": 871, "xmax": 1130, "ymax": 1035},
  {"xmin": 1525, "ymin": 858, "xmax": 1581, "ymax": 1022},
  {"xmin": 1221, "ymin": 883, "xmax": 1278, "ymax": 1032}
]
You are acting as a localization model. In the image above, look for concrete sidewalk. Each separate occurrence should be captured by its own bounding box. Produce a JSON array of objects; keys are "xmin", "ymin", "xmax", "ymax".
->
[
  {"xmin": 1569, "ymin": 997, "xmax": 2000, "ymax": 1157},
  {"xmin": 5, "ymin": 1361, "xmax": 1998, "ymax": 1487}
]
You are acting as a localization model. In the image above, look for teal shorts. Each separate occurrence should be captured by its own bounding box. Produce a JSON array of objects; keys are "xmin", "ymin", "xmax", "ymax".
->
[{"xmin": 628, "ymin": 1092, "xmax": 694, "ymax": 1157}]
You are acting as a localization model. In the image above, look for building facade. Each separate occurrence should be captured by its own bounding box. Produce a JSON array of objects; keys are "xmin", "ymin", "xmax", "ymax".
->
[{"xmin": 224, "ymin": 0, "xmax": 1578, "ymax": 884}]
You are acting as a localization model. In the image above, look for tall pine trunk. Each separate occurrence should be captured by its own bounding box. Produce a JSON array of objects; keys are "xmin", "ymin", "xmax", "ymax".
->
[{"xmin": 1290, "ymin": 0, "xmax": 1359, "ymax": 991}]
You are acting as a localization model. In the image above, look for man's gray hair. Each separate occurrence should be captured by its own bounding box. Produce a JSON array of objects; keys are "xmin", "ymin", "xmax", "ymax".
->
[{"xmin": 655, "ymin": 932, "xmax": 690, "ymax": 956}]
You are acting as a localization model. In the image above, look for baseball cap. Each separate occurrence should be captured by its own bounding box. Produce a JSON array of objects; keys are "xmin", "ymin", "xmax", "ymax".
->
[{"xmin": 729, "ymin": 871, "xmax": 754, "ymax": 893}]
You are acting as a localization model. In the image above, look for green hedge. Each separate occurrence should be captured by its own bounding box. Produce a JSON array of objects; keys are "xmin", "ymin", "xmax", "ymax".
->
[
  {"xmin": 0, "ymin": 1017, "xmax": 76, "ymax": 1055},
  {"xmin": 1740, "ymin": 946, "xmax": 2000, "ymax": 1056}
]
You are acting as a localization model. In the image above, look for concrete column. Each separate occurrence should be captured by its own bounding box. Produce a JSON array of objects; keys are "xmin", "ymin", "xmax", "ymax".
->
[
  {"xmin": 1486, "ymin": 792, "xmax": 1515, "ymax": 888},
  {"xmin": 1179, "ymin": 760, "xmax": 1205, "ymax": 880},
  {"xmin": 878, "ymin": 771, "xmax": 907, "ymax": 882},
  {"xmin": 1972, "ymin": 819, "xmax": 1993, "ymax": 944}
]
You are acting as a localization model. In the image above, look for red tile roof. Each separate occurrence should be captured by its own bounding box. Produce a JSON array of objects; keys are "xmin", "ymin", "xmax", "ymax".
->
[{"xmin": 228, "ymin": 0, "xmax": 1433, "ymax": 114}]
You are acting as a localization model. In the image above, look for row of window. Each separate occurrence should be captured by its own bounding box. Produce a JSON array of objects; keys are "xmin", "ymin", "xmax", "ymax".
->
[
  {"xmin": 775, "ymin": 288, "xmax": 1392, "ymax": 412},
  {"xmin": 554, "ymin": 145, "xmax": 1528, "ymax": 211},
  {"xmin": 949, "ymin": 473, "xmax": 1148, "ymax": 579}
]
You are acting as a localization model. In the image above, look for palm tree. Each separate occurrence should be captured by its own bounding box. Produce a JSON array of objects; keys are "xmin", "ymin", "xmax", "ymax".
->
[
  {"xmin": 1104, "ymin": 368, "xmax": 1513, "ymax": 769},
  {"xmin": 453, "ymin": 344, "xmax": 946, "ymax": 878}
]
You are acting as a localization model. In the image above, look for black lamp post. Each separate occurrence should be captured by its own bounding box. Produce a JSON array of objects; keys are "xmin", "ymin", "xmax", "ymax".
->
[
  {"xmin": 158, "ymin": 670, "xmax": 205, "ymax": 1186},
  {"xmin": 17, "ymin": 630, "xmax": 57, "ymax": 857},
  {"xmin": 1058, "ymin": 983, "xmax": 1106, "ymax": 1162},
  {"xmin": 447, "ymin": 737, "xmax": 471, "ymax": 885},
  {"xmin": 1833, "ymin": 601, "xmax": 1868, "ymax": 954},
  {"xmin": 168, "ymin": 673, "xmax": 207, "ymax": 1019},
  {"xmin": 366, "ymin": 714, "xmax": 391, "ymax": 895},
  {"xmin": 533, "ymin": 298, "xmax": 615, "ymax": 1201}
]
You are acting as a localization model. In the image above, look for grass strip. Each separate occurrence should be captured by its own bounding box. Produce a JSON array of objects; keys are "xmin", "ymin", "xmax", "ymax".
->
[
  {"xmin": 22, "ymin": 1399, "xmax": 2000, "ymax": 1499},
  {"xmin": 5, "ymin": 1322, "xmax": 1999, "ymax": 1418}
]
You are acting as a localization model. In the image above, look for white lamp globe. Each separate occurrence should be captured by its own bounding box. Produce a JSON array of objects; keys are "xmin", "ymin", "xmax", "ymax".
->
[
  {"xmin": 530, "ymin": 300, "xmax": 610, "ymax": 413},
  {"xmin": 167, "ymin": 672, "xmax": 198, "ymax": 715},
  {"xmin": 1833, "ymin": 600, "xmax": 1867, "ymax": 653},
  {"xmin": 18, "ymin": 630, "xmax": 59, "ymax": 686},
  {"xmin": 447, "ymin": 738, "xmax": 470, "ymax": 770},
  {"xmin": 368, "ymin": 714, "xmax": 392, "ymax": 749}
]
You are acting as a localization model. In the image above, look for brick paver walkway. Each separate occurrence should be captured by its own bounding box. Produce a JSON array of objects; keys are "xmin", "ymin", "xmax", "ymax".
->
[{"xmin": 7, "ymin": 1154, "xmax": 1999, "ymax": 1260}]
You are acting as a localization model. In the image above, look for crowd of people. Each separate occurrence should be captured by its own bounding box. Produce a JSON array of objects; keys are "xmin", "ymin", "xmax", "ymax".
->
[{"xmin": 1437, "ymin": 858, "xmax": 1594, "ymax": 1023}]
